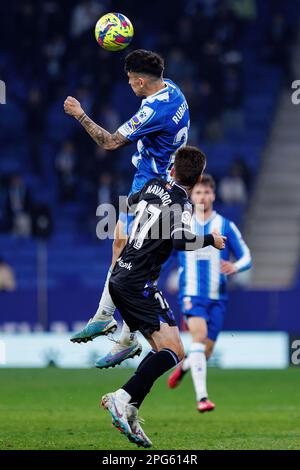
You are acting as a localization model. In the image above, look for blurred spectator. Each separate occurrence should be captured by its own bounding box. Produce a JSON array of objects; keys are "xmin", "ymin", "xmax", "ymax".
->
[
  {"xmin": 32, "ymin": 205, "xmax": 53, "ymax": 240},
  {"xmin": 70, "ymin": 0, "xmax": 103, "ymax": 38},
  {"xmin": 267, "ymin": 12, "xmax": 293, "ymax": 85},
  {"xmin": 55, "ymin": 142, "xmax": 77, "ymax": 202},
  {"xmin": 232, "ymin": 158, "xmax": 253, "ymax": 191},
  {"xmin": 180, "ymin": 79, "xmax": 201, "ymax": 142},
  {"xmin": 96, "ymin": 172, "xmax": 118, "ymax": 207},
  {"xmin": 44, "ymin": 34, "xmax": 66, "ymax": 72},
  {"xmin": 5, "ymin": 174, "xmax": 33, "ymax": 237},
  {"xmin": 198, "ymin": 81, "xmax": 223, "ymax": 141},
  {"xmin": 98, "ymin": 105, "xmax": 121, "ymax": 133},
  {"xmin": 44, "ymin": 34, "xmax": 67, "ymax": 98},
  {"xmin": 223, "ymin": 66, "xmax": 243, "ymax": 108},
  {"xmin": 85, "ymin": 171, "xmax": 119, "ymax": 238},
  {"xmin": 0, "ymin": 177, "xmax": 6, "ymax": 232},
  {"xmin": 15, "ymin": 2, "xmax": 38, "ymax": 67},
  {"xmin": 222, "ymin": 65, "xmax": 244, "ymax": 131},
  {"xmin": 93, "ymin": 146, "xmax": 116, "ymax": 176},
  {"xmin": 26, "ymin": 88, "xmax": 45, "ymax": 174},
  {"xmin": 184, "ymin": 0, "xmax": 219, "ymax": 18},
  {"xmin": 212, "ymin": 1, "xmax": 241, "ymax": 51},
  {"xmin": 175, "ymin": 17, "xmax": 195, "ymax": 55},
  {"xmin": 40, "ymin": 1, "xmax": 66, "ymax": 38},
  {"xmin": 219, "ymin": 161, "xmax": 248, "ymax": 204},
  {"xmin": 76, "ymin": 85, "xmax": 93, "ymax": 118},
  {"xmin": 199, "ymin": 41, "xmax": 223, "ymax": 90},
  {"xmin": 166, "ymin": 48, "xmax": 194, "ymax": 83},
  {"xmin": 0, "ymin": 257, "xmax": 16, "ymax": 292},
  {"xmin": 230, "ymin": 0, "xmax": 256, "ymax": 22}
]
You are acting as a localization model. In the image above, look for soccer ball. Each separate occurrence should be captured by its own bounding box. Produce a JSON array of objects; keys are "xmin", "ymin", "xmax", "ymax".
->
[{"xmin": 95, "ymin": 12, "xmax": 134, "ymax": 51}]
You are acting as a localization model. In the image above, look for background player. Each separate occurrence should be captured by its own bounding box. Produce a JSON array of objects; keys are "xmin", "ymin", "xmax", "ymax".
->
[
  {"xmin": 168, "ymin": 174, "xmax": 252, "ymax": 412},
  {"xmin": 64, "ymin": 49, "xmax": 190, "ymax": 366},
  {"xmin": 100, "ymin": 147, "xmax": 226, "ymax": 448}
]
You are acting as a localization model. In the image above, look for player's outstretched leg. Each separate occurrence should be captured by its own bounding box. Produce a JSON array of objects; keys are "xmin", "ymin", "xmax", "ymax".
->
[
  {"xmin": 70, "ymin": 267, "xmax": 118, "ymax": 343},
  {"xmin": 168, "ymin": 357, "xmax": 189, "ymax": 388},
  {"xmin": 95, "ymin": 323, "xmax": 142, "ymax": 368},
  {"xmin": 70, "ymin": 220, "xmax": 141, "ymax": 346},
  {"xmin": 93, "ymin": 219, "xmax": 142, "ymax": 355}
]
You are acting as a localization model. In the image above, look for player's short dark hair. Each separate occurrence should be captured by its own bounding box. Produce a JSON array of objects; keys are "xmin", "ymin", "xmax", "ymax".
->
[
  {"xmin": 174, "ymin": 146, "xmax": 207, "ymax": 188},
  {"xmin": 199, "ymin": 173, "xmax": 216, "ymax": 192},
  {"xmin": 124, "ymin": 49, "xmax": 164, "ymax": 78}
]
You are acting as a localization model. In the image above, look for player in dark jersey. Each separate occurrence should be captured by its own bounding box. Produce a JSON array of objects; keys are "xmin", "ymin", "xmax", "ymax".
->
[
  {"xmin": 100, "ymin": 146, "xmax": 226, "ymax": 448},
  {"xmin": 64, "ymin": 50, "xmax": 191, "ymax": 367}
]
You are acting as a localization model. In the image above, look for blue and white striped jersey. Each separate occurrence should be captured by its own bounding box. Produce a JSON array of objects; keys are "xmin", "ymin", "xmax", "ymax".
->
[
  {"xmin": 117, "ymin": 79, "xmax": 190, "ymax": 177},
  {"xmin": 178, "ymin": 211, "xmax": 252, "ymax": 300}
]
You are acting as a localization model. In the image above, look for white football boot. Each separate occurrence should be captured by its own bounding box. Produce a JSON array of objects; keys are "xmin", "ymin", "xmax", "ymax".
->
[{"xmin": 127, "ymin": 404, "xmax": 153, "ymax": 448}]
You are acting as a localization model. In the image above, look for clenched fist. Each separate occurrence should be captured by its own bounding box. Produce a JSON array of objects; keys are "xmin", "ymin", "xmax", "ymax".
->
[
  {"xmin": 64, "ymin": 96, "xmax": 84, "ymax": 119},
  {"xmin": 212, "ymin": 231, "xmax": 227, "ymax": 250}
]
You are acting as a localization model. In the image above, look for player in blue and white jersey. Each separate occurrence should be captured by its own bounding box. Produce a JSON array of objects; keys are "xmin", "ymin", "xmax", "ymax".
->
[
  {"xmin": 168, "ymin": 174, "xmax": 252, "ymax": 412},
  {"xmin": 64, "ymin": 50, "xmax": 190, "ymax": 366}
]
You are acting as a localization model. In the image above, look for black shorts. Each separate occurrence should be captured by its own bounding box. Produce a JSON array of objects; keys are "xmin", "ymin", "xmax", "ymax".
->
[{"xmin": 109, "ymin": 281, "xmax": 177, "ymax": 337}]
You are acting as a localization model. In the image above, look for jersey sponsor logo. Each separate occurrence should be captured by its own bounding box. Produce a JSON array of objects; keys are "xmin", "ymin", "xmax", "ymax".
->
[
  {"xmin": 118, "ymin": 259, "xmax": 133, "ymax": 270},
  {"xmin": 172, "ymin": 100, "xmax": 188, "ymax": 124}
]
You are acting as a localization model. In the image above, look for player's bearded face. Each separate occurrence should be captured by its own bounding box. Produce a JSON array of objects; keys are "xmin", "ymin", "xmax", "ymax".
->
[
  {"xmin": 191, "ymin": 184, "xmax": 215, "ymax": 212},
  {"xmin": 127, "ymin": 72, "xmax": 145, "ymax": 96}
]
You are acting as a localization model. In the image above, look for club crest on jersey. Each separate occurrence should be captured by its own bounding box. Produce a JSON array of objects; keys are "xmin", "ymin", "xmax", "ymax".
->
[
  {"xmin": 183, "ymin": 296, "xmax": 193, "ymax": 311},
  {"xmin": 181, "ymin": 210, "xmax": 192, "ymax": 226}
]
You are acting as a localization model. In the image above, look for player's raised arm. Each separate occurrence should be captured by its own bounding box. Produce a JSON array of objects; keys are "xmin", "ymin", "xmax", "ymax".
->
[
  {"xmin": 169, "ymin": 202, "xmax": 226, "ymax": 251},
  {"xmin": 63, "ymin": 96, "xmax": 130, "ymax": 150},
  {"xmin": 171, "ymin": 224, "xmax": 226, "ymax": 252}
]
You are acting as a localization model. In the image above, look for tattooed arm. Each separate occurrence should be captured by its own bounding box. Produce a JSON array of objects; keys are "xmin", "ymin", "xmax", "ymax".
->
[
  {"xmin": 77, "ymin": 112, "xmax": 129, "ymax": 150},
  {"xmin": 63, "ymin": 96, "xmax": 130, "ymax": 150}
]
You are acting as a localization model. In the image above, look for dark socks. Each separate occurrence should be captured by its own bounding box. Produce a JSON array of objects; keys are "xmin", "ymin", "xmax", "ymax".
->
[
  {"xmin": 123, "ymin": 348, "xmax": 179, "ymax": 408},
  {"xmin": 121, "ymin": 349, "xmax": 156, "ymax": 409},
  {"xmin": 136, "ymin": 349, "xmax": 156, "ymax": 372}
]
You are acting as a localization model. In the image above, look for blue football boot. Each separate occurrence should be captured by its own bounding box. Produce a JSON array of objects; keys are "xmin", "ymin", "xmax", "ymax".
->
[
  {"xmin": 70, "ymin": 317, "xmax": 117, "ymax": 343},
  {"xmin": 95, "ymin": 341, "xmax": 142, "ymax": 368}
]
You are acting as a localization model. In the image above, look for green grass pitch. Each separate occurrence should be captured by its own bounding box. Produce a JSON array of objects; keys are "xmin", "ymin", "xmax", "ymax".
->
[{"xmin": 0, "ymin": 367, "xmax": 299, "ymax": 450}]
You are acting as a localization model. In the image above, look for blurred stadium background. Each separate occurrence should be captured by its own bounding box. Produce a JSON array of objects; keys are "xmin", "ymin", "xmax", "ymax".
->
[{"xmin": 0, "ymin": 0, "xmax": 300, "ymax": 370}]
